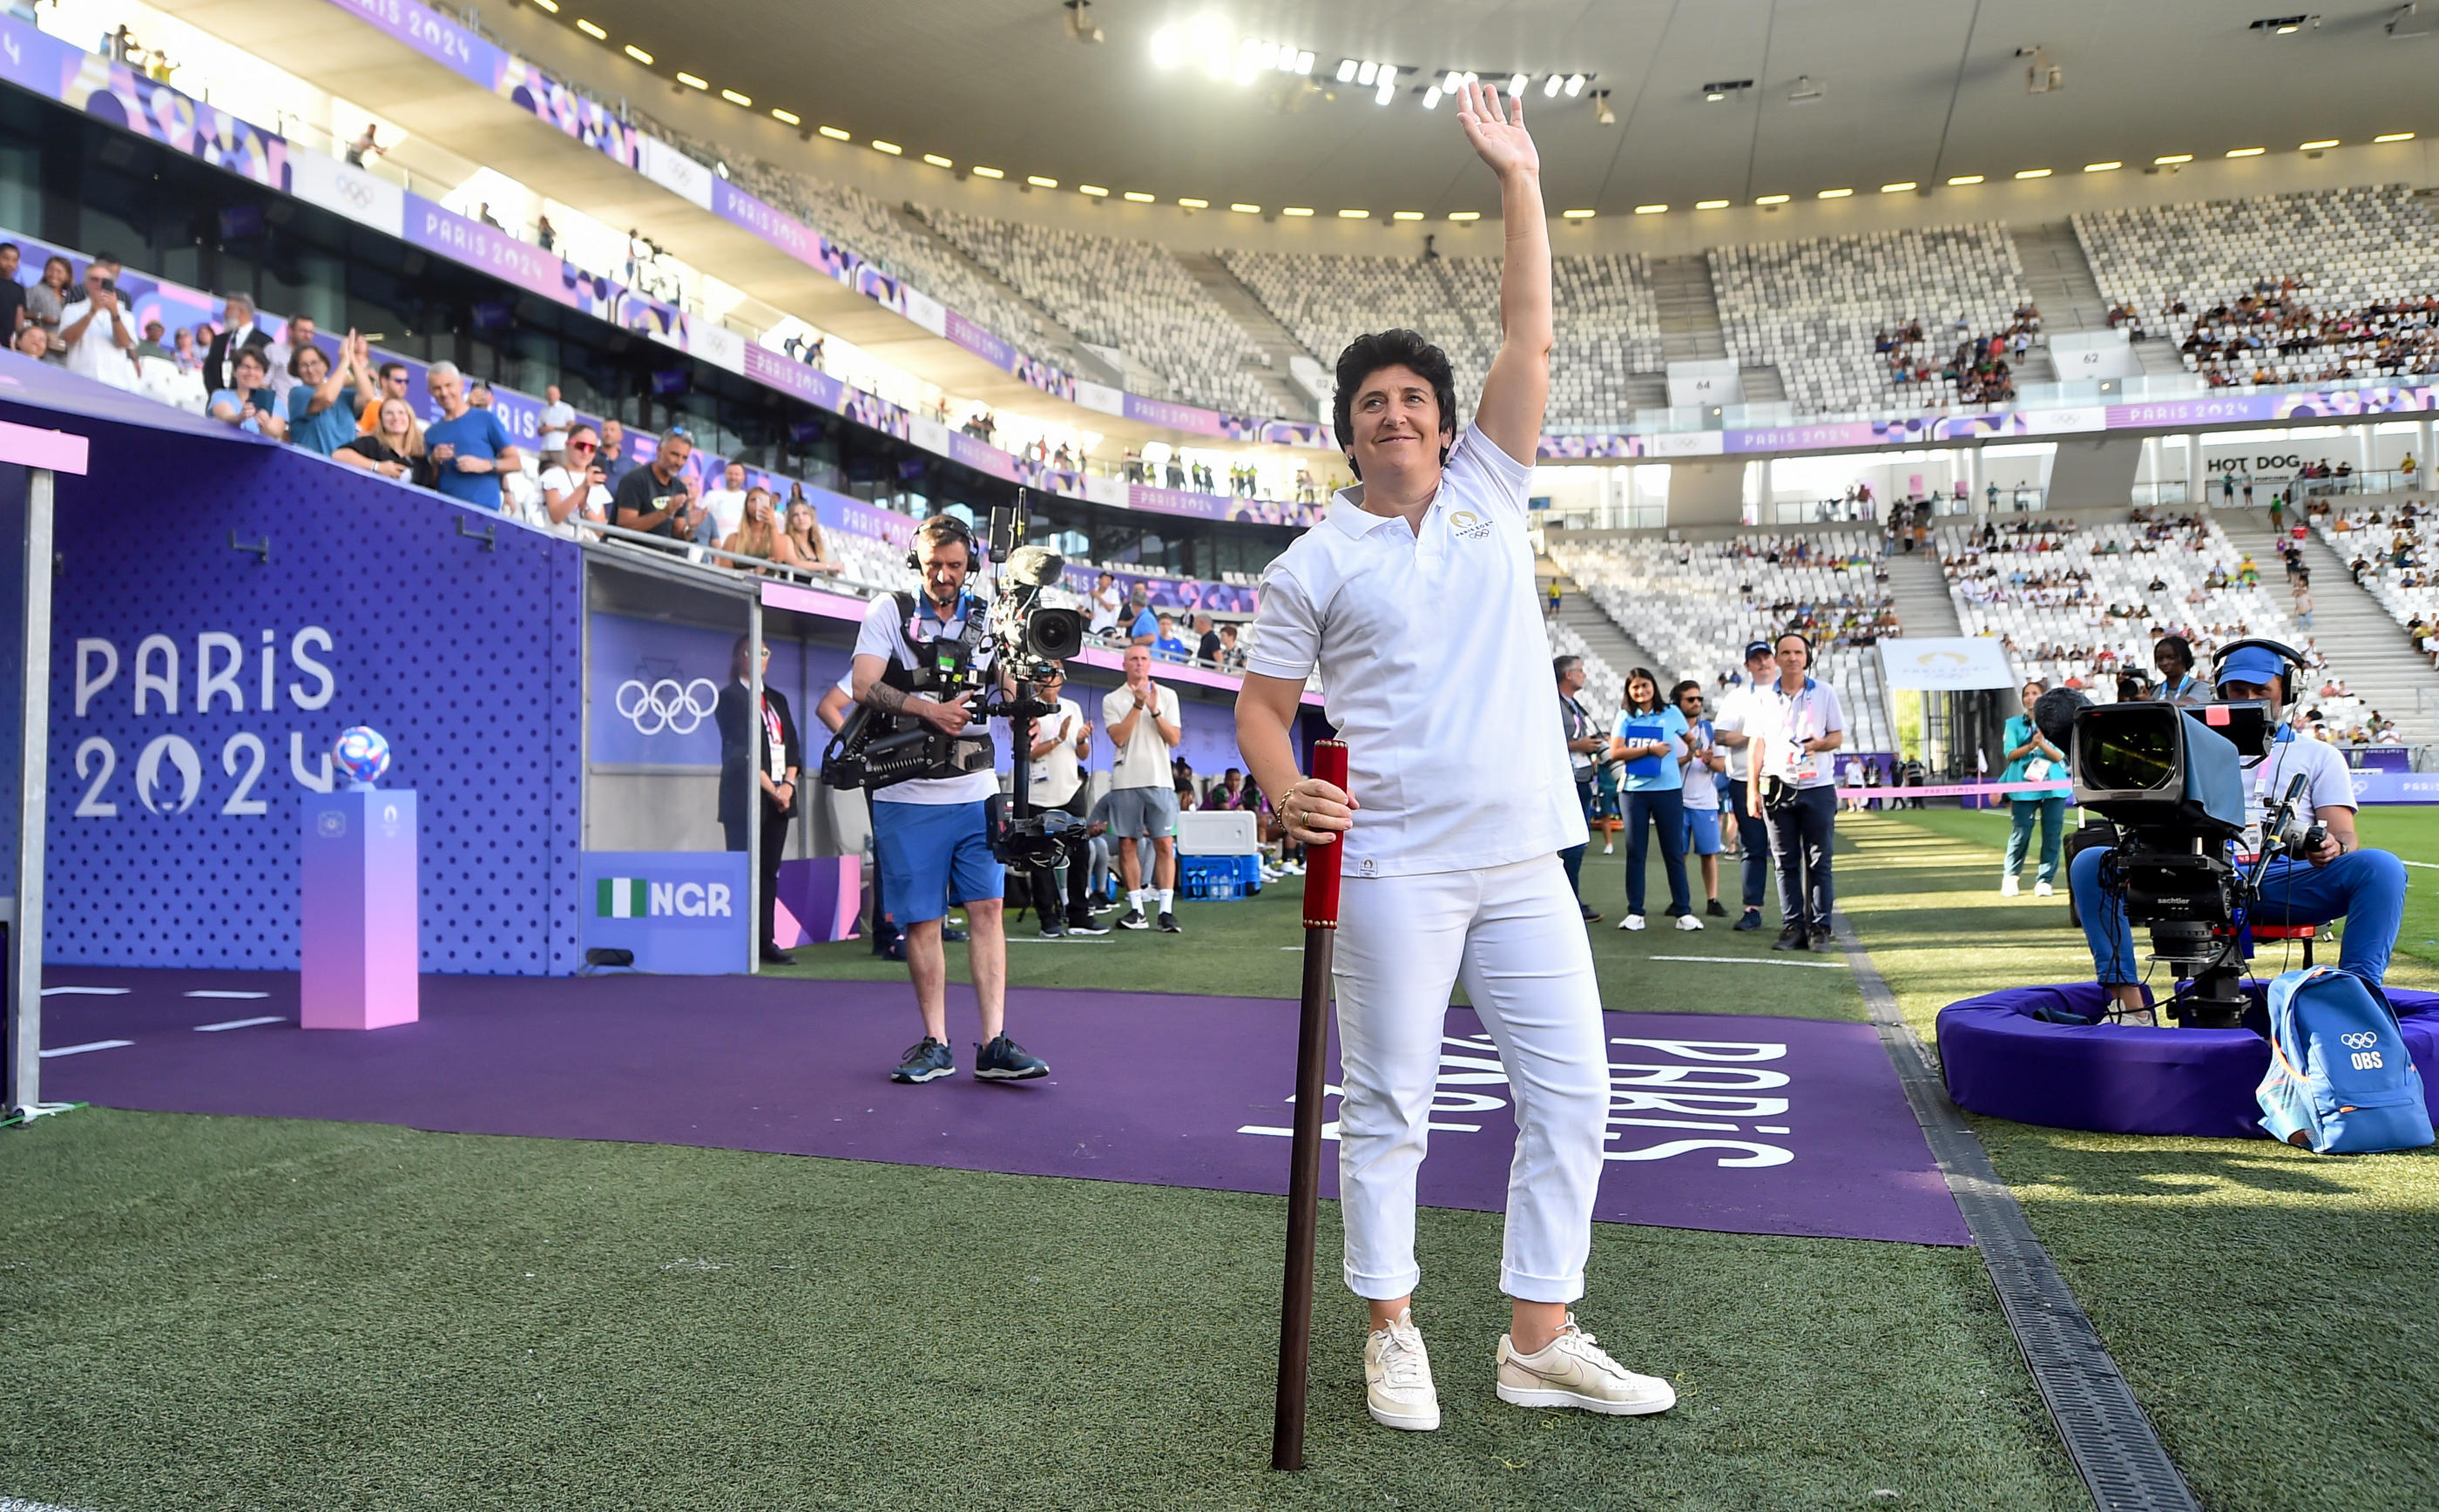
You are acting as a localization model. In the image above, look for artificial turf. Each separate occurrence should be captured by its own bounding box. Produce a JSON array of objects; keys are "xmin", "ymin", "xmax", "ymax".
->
[{"xmin": 3, "ymin": 810, "xmax": 2434, "ymax": 1509}]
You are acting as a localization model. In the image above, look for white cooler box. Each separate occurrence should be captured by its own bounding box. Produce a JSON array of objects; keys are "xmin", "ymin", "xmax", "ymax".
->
[{"xmin": 1176, "ymin": 810, "xmax": 1259, "ymax": 855}]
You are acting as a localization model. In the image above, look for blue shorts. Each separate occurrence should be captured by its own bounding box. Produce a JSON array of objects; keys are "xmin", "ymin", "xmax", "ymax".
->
[
  {"xmin": 871, "ymin": 798, "xmax": 1004, "ymax": 925},
  {"xmin": 1684, "ymin": 808, "xmax": 1722, "ymax": 856}
]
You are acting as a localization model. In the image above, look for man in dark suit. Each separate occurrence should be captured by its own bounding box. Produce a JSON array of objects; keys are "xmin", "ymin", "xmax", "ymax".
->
[
  {"xmin": 201, "ymin": 293, "xmax": 271, "ymax": 395},
  {"xmin": 718, "ymin": 635, "xmax": 803, "ymax": 965}
]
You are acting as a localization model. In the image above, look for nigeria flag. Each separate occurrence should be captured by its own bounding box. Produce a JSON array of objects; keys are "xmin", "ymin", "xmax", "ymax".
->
[{"xmin": 597, "ymin": 878, "xmax": 650, "ymax": 917}]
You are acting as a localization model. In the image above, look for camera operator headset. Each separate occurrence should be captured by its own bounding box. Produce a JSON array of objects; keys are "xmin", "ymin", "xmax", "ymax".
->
[{"xmin": 2067, "ymin": 638, "xmax": 2407, "ymax": 1017}]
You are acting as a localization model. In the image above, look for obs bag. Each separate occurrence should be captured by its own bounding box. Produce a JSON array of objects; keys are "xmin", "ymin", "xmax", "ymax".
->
[{"xmin": 2256, "ymin": 965, "xmax": 2434, "ymax": 1154}]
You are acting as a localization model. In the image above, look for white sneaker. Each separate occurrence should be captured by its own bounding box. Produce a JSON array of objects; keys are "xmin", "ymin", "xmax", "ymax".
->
[
  {"xmin": 2033, "ymin": 881, "xmax": 2055, "ymax": 898},
  {"xmin": 1673, "ymin": 913, "xmax": 1705, "ymax": 932},
  {"xmin": 1363, "ymin": 1310, "xmax": 1441, "ymax": 1431},
  {"xmin": 2000, "ymin": 877, "xmax": 2021, "ymax": 898},
  {"xmin": 1497, "ymin": 1316, "xmax": 1675, "ymax": 1416},
  {"xmin": 1617, "ymin": 914, "xmax": 1646, "ymax": 931}
]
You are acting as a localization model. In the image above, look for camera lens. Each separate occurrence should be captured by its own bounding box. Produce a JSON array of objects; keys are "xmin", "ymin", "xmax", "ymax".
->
[{"xmin": 2084, "ymin": 707, "xmax": 2177, "ymax": 791}]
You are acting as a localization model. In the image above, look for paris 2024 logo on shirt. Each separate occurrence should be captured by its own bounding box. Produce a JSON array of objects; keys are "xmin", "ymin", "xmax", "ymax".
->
[{"xmin": 1448, "ymin": 509, "xmax": 1497, "ymax": 543}]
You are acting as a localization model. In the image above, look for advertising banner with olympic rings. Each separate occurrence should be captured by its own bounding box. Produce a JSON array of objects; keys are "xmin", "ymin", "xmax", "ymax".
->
[{"xmin": 587, "ymin": 613, "xmax": 741, "ymax": 767}]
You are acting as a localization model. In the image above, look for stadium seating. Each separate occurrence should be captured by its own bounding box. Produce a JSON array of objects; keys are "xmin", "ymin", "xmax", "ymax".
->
[
  {"xmin": 1548, "ymin": 533, "xmax": 1898, "ymax": 751},
  {"xmin": 1709, "ymin": 225, "xmax": 2032, "ymax": 417},
  {"xmin": 2075, "ymin": 187, "xmax": 2439, "ymax": 386},
  {"xmin": 917, "ymin": 207, "xmax": 1276, "ymax": 415},
  {"xmin": 1936, "ymin": 516, "xmax": 2302, "ymax": 695}
]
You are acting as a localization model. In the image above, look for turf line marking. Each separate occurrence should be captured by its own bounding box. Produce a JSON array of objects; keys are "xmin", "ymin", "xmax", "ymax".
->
[
  {"xmin": 2402, "ymin": 860, "xmax": 2439, "ymax": 869},
  {"xmin": 1007, "ymin": 937, "xmax": 1111, "ymax": 946},
  {"xmin": 0, "ymin": 1498, "xmax": 104, "ymax": 1512},
  {"xmin": 184, "ymin": 989, "xmax": 272, "ymax": 999},
  {"xmin": 1828, "ymin": 911, "xmax": 2201, "ymax": 1512},
  {"xmin": 1646, "ymin": 954, "xmax": 1847, "ymax": 970},
  {"xmin": 40, "ymin": 986, "xmax": 128, "ymax": 996},
  {"xmin": 194, "ymin": 1016, "xmax": 287, "ymax": 1032},
  {"xmin": 38, "ymin": 1040, "xmax": 132, "ymax": 1058}
]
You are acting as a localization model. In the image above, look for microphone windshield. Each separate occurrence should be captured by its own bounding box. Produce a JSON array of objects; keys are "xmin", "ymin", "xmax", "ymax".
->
[{"xmin": 1003, "ymin": 543, "xmax": 1066, "ymax": 588}]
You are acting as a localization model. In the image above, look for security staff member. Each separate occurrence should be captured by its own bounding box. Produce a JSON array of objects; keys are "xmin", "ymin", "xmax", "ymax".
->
[{"xmin": 717, "ymin": 636, "xmax": 801, "ymax": 964}]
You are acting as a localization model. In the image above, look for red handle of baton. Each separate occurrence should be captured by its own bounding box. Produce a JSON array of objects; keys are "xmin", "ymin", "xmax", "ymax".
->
[{"xmin": 1301, "ymin": 739, "xmax": 1348, "ymax": 929}]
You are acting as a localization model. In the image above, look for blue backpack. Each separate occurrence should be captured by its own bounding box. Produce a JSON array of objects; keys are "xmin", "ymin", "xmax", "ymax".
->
[{"xmin": 2257, "ymin": 967, "xmax": 2434, "ymax": 1154}]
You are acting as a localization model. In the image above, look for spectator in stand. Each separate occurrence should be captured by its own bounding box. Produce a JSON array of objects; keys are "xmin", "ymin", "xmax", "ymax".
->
[
  {"xmin": 421, "ymin": 361, "xmax": 520, "ymax": 511},
  {"xmin": 356, "ymin": 361, "xmax": 416, "ymax": 437},
  {"xmin": 1192, "ymin": 613, "xmax": 1221, "ymax": 665},
  {"xmin": 264, "ymin": 314, "xmax": 315, "ymax": 403},
  {"xmin": 1017, "ymin": 665, "xmax": 1103, "ymax": 938},
  {"xmin": 1152, "ymin": 612, "xmax": 1192, "ymax": 662},
  {"xmin": 722, "ymin": 488, "xmax": 804, "ymax": 574},
  {"xmin": 1125, "ymin": 584, "xmax": 1159, "ymax": 647},
  {"xmin": 1102, "ymin": 643, "xmax": 1184, "ymax": 933},
  {"xmin": 334, "ymin": 396, "xmax": 428, "ymax": 483},
  {"xmin": 537, "ymin": 214, "xmax": 557, "ymax": 254},
  {"xmin": 24, "ymin": 256, "xmax": 70, "ymax": 365},
  {"xmin": 2294, "ymin": 581, "xmax": 2315, "ymax": 631},
  {"xmin": 536, "ymin": 383, "xmax": 575, "ymax": 466},
  {"xmin": 466, "ymin": 377, "xmax": 495, "ymax": 410},
  {"xmin": 285, "ymin": 330, "xmax": 376, "ymax": 456},
  {"xmin": 171, "ymin": 326, "xmax": 200, "ymax": 374},
  {"xmin": 784, "ymin": 492, "xmax": 841, "ymax": 575},
  {"xmin": 1215, "ymin": 621, "xmax": 1246, "ymax": 673},
  {"xmin": 0, "ymin": 244, "xmax": 25, "ymax": 340},
  {"xmin": 611, "ymin": 427, "xmax": 704, "ymax": 543},
  {"xmin": 598, "ymin": 418, "xmax": 636, "ymax": 489},
  {"xmin": 1999, "ymin": 678, "xmax": 2071, "ymax": 898},
  {"xmin": 531, "ymin": 422, "xmax": 611, "ymax": 538},
  {"xmin": 1088, "ymin": 570, "xmax": 1121, "ymax": 638},
  {"xmin": 58, "ymin": 255, "xmax": 137, "ymax": 390},
  {"xmin": 344, "ymin": 125, "xmax": 385, "ymax": 167},
  {"xmin": 1556, "ymin": 655, "xmax": 1603, "ymax": 923},
  {"xmin": 9, "ymin": 323, "xmax": 42, "ymax": 360},
  {"xmin": 134, "ymin": 320, "xmax": 172, "ymax": 364},
  {"xmin": 207, "ymin": 347, "xmax": 287, "ymax": 439},
  {"xmin": 1675, "ymin": 679, "xmax": 1727, "ymax": 918},
  {"xmin": 697, "ymin": 460, "xmax": 750, "ymax": 547},
  {"xmin": 1609, "ymin": 667, "xmax": 1698, "ymax": 932}
]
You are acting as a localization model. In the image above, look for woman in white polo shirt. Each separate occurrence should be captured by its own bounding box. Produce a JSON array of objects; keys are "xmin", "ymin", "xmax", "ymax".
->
[{"xmin": 1235, "ymin": 80, "xmax": 1673, "ymax": 1436}]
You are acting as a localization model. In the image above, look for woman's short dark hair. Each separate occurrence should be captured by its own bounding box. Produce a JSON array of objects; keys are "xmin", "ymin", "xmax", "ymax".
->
[
  {"xmin": 1332, "ymin": 329, "xmax": 1458, "ymax": 476},
  {"xmin": 2155, "ymin": 633, "xmax": 2194, "ymax": 668}
]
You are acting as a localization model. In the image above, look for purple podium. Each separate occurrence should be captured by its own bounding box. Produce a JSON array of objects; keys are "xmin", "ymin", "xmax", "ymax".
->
[{"xmin": 301, "ymin": 787, "xmax": 419, "ymax": 1030}]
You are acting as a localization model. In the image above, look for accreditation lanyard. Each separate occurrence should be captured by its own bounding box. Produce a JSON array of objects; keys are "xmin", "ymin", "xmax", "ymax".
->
[
  {"xmin": 1767, "ymin": 678, "xmax": 1825, "ymax": 782},
  {"xmin": 761, "ymin": 698, "xmax": 786, "ymax": 781}
]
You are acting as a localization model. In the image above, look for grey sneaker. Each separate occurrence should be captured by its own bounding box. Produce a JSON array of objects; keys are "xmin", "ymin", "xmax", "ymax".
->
[
  {"xmin": 890, "ymin": 1036, "xmax": 954, "ymax": 1084},
  {"xmin": 973, "ymin": 1033, "xmax": 1048, "ymax": 1081},
  {"xmin": 1363, "ymin": 1309, "xmax": 1440, "ymax": 1431},
  {"xmin": 1496, "ymin": 1315, "xmax": 1674, "ymax": 1416}
]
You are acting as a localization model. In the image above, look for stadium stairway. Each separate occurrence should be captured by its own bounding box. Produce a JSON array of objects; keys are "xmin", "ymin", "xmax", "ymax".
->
[
  {"xmin": 1883, "ymin": 546, "xmax": 1966, "ymax": 637},
  {"xmin": 2012, "ymin": 222, "xmax": 2111, "ymax": 336},
  {"xmin": 1649, "ymin": 253, "xmax": 1730, "ymax": 362},
  {"xmin": 2228, "ymin": 510, "xmax": 2439, "ymax": 744},
  {"xmin": 1169, "ymin": 250, "xmax": 1325, "ymax": 418},
  {"xmin": 1550, "ymin": 575, "xmax": 1665, "ymax": 682}
]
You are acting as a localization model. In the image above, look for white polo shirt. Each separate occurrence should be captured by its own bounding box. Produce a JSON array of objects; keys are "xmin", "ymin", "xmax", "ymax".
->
[
  {"xmin": 1753, "ymin": 676, "xmax": 1846, "ymax": 790},
  {"xmin": 1713, "ymin": 682, "xmax": 1761, "ymax": 782},
  {"xmin": 2246, "ymin": 727, "xmax": 2356, "ymax": 851},
  {"xmin": 1243, "ymin": 424, "xmax": 1583, "ymax": 878}
]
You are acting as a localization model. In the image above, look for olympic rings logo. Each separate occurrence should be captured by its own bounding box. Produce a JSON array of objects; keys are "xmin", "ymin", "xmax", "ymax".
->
[
  {"xmin": 2340, "ymin": 1032, "xmax": 2382, "ymax": 1050},
  {"xmin": 615, "ymin": 677, "xmax": 719, "ymax": 735}
]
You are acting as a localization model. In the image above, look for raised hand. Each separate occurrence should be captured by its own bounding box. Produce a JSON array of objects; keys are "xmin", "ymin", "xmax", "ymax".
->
[{"xmin": 1456, "ymin": 79, "xmax": 1538, "ymax": 179}]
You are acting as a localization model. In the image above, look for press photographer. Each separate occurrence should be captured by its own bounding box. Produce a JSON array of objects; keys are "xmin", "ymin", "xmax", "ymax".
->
[
  {"xmin": 2064, "ymin": 640, "xmax": 2407, "ymax": 1024},
  {"xmin": 847, "ymin": 513, "xmax": 1050, "ymax": 1086}
]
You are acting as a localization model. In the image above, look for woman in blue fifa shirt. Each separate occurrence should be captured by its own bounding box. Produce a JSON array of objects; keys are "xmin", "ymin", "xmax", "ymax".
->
[{"xmin": 1608, "ymin": 668, "xmax": 1699, "ymax": 932}]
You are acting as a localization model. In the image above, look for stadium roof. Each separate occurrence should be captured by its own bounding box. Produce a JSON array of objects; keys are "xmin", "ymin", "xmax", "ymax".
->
[{"xmin": 553, "ymin": 0, "xmax": 2433, "ymax": 218}]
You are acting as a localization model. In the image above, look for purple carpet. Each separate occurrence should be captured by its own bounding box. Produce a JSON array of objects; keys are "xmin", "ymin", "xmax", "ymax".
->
[{"xmin": 37, "ymin": 970, "xmax": 1968, "ymax": 1247}]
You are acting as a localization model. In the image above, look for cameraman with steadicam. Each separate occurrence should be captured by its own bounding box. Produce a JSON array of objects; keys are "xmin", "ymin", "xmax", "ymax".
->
[
  {"xmin": 2068, "ymin": 642, "xmax": 2406, "ymax": 1016},
  {"xmin": 850, "ymin": 514, "xmax": 1050, "ymax": 1086}
]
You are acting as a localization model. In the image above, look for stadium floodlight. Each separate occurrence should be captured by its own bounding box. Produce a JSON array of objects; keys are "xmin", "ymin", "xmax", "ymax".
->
[
  {"xmin": 924, "ymin": 152, "xmax": 952, "ymax": 167},
  {"xmin": 2300, "ymin": 139, "xmax": 2340, "ymax": 150},
  {"xmin": 1562, "ymin": 208, "xmax": 1596, "ymax": 219},
  {"xmin": 773, "ymin": 109, "xmax": 801, "ymax": 126},
  {"xmin": 1633, "ymin": 204, "xmax": 1666, "ymax": 214},
  {"xmin": 675, "ymin": 71, "xmax": 707, "ymax": 90},
  {"xmin": 1392, "ymin": 211, "xmax": 1425, "ymax": 220},
  {"xmin": 1339, "ymin": 208, "xmax": 1370, "ymax": 219},
  {"xmin": 1695, "ymin": 199, "xmax": 1730, "ymax": 209},
  {"xmin": 1231, "ymin": 203, "xmax": 1260, "ymax": 213},
  {"xmin": 1564, "ymin": 73, "xmax": 1586, "ymax": 97},
  {"xmin": 1336, "ymin": 58, "xmax": 1357, "ymax": 83},
  {"xmin": 2227, "ymin": 146, "xmax": 2266, "ymax": 157},
  {"xmin": 576, "ymin": 17, "xmax": 605, "ymax": 38},
  {"xmin": 1150, "ymin": 26, "xmax": 1183, "ymax": 69},
  {"xmin": 1422, "ymin": 87, "xmax": 1442, "ymax": 110},
  {"xmin": 1080, "ymin": 184, "xmax": 1109, "ymax": 196},
  {"xmin": 2376, "ymin": 132, "xmax": 2417, "ymax": 141},
  {"xmin": 875, "ymin": 140, "xmax": 904, "ymax": 155},
  {"xmin": 1443, "ymin": 71, "xmax": 1463, "ymax": 91},
  {"xmin": 1947, "ymin": 173, "xmax": 1984, "ymax": 185},
  {"xmin": 1507, "ymin": 73, "xmax": 1528, "ymax": 96},
  {"xmin": 2155, "ymin": 153, "xmax": 2193, "ymax": 163},
  {"xmin": 1818, "ymin": 187, "xmax": 1854, "ymax": 199},
  {"xmin": 1542, "ymin": 74, "xmax": 1563, "ymax": 98},
  {"xmin": 1027, "ymin": 174, "xmax": 1057, "ymax": 186},
  {"xmin": 1376, "ymin": 72, "xmax": 1397, "ymax": 105},
  {"xmin": 530, "ymin": 0, "xmax": 557, "ymax": 11},
  {"xmin": 720, "ymin": 89, "xmax": 751, "ymax": 106},
  {"xmin": 1880, "ymin": 181, "xmax": 1916, "ymax": 193},
  {"xmin": 818, "ymin": 125, "xmax": 850, "ymax": 140},
  {"xmin": 2084, "ymin": 160, "xmax": 2123, "ymax": 172},
  {"xmin": 1124, "ymin": 191, "xmax": 1156, "ymax": 201},
  {"xmin": 1294, "ymin": 51, "xmax": 1314, "ymax": 73},
  {"xmin": 1448, "ymin": 210, "xmax": 1483, "ymax": 220},
  {"xmin": 623, "ymin": 44, "xmax": 652, "ymax": 64},
  {"xmin": 972, "ymin": 165, "xmax": 1005, "ymax": 179},
  {"xmin": 1179, "ymin": 198, "xmax": 1209, "ymax": 208},
  {"xmin": 1755, "ymin": 193, "xmax": 1790, "ymax": 204},
  {"xmin": 2015, "ymin": 167, "xmax": 2051, "ymax": 179},
  {"xmin": 1284, "ymin": 206, "xmax": 1315, "ymax": 216},
  {"xmin": 1356, "ymin": 60, "xmax": 1378, "ymax": 85}
]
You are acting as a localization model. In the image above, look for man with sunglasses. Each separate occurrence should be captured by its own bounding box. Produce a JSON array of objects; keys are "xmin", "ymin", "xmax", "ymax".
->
[{"xmin": 356, "ymin": 361, "xmax": 418, "ymax": 440}]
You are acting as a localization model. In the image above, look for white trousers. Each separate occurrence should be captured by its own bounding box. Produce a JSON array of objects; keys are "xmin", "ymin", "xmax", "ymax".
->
[{"xmin": 1333, "ymin": 854, "xmax": 1608, "ymax": 1305}]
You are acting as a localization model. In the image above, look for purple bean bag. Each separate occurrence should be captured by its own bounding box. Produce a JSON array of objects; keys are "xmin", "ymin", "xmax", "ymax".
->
[{"xmin": 1936, "ymin": 981, "xmax": 2439, "ymax": 1138}]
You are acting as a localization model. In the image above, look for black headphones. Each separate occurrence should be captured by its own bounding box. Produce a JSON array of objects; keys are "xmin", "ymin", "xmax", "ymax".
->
[
  {"xmin": 1774, "ymin": 629, "xmax": 1814, "ymax": 661},
  {"xmin": 2208, "ymin": 637, "xmax": 2310, "ymax": 716},
  {"xmin": 906, "ymin": 514, "xmax": 979, "ymax": 573}
]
